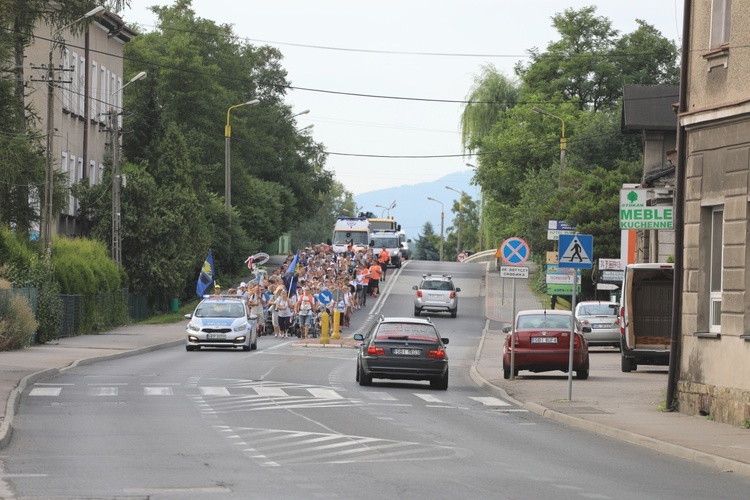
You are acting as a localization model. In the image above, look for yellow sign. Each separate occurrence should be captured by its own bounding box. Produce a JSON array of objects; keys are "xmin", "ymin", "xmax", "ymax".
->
[{"xmin": 546, "ymin": 251, "xmax": 557, "ymax": 264}]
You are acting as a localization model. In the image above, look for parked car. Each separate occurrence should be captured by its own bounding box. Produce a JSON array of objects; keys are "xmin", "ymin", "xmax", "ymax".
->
[
  {"xmin": 354, "ymin": 316, "xmax": 449, "ymax": 390},
  {"xmin": 413, "ymin": 274, "xmax": 460, "ymax": 318},
  {"xmin": 574, "ymin": 300, "xmax": 620, "ymax": 348},
  {"xmin": 185, "ymin": 295, "xmax": 258, "ymax": 351},
  {"xmin": 502, "ymin": 309, "xmax": 589, "ymax": 379}
]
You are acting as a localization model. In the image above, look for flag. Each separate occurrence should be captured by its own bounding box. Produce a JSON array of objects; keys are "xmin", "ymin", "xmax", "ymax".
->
[
  {"xmin": 196, "ymin": 249, "xmax": 215, "ymax": 297},
  {"xmin": 283, "ymin": 251, "xmax": 300, "ymax": 295}
]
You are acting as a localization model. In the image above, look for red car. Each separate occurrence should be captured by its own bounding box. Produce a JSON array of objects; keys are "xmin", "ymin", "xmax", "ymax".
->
[{"xmin": 502, "ymin": 309, "xmax": 590, "ymax": 379}]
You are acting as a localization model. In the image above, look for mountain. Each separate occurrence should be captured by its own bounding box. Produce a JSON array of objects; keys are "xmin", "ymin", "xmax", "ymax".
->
[{"xmin": 353, "ymin": 170, "xmax": 481, "ymax": 240}]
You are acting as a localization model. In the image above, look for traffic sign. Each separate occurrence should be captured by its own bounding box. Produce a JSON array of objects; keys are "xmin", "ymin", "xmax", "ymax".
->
[
  {"xmin": 457, "ymin": 252, "xmax": 468, "ymax": 262},
  {"xmin": 500, "ymin": 237, "xmax": 529, "ymax": 266},
  {"xmin": 318, "ymin": 290, "xmax": 332, "ymax": 305},
  {"xmin": 500, "ymin": 266, "xmax": 529, "ymax": 279},
  {"xmin": 558, "ymin": 234, "xmax": 593, "ymax": 269}
]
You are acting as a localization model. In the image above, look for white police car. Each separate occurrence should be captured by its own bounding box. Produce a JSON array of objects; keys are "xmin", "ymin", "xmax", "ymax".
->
[{"xmin": 185, "ymin": 295, "xmax": 258, "ymax": 351}]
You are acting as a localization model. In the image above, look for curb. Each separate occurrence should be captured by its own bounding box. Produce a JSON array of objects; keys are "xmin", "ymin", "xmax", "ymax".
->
[{"xmin": 0, "ymin": 339, "xmax": 184, "ymax": 451}]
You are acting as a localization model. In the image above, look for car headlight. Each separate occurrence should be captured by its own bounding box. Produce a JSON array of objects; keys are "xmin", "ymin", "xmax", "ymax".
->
[
  {"xmin": 188, "ymin": 322, "xmax": 200, "ymax": 332},
  {"xmin": 234, "ymin": 322, "xmax": 248, "ymax": 332}
]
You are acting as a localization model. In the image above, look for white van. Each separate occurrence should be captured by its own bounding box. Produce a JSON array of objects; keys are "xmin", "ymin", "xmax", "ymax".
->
[
  {"xmin": 619, "ymin": 263, "xmax": 674, "ymax": 372},
  {"xmin": 370, "ymin": 230, "xmax": 402, "ymax": 268},
  {"xmin": 332, "ymin": 217, "xmax": 370, "ymax": 254}
]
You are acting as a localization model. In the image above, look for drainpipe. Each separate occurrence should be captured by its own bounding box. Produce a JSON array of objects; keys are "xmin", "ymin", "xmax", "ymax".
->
[
  {"xmin": 666, "ymin": 0, "xmax": 692, "ymax": 411},
  {"xmin": 82, "ymin": 28, "xmax": 90, "ymax": 182}
]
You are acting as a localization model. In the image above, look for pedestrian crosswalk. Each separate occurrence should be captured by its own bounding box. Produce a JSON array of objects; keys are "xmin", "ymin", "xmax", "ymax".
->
[{"xmin": 28, "ymin": 380, "xmax": 516, "ymax": 412}]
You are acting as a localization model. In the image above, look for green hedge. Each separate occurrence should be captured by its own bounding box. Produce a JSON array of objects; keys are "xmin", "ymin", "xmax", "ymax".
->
[{"xmin": 52, "ymin": 237, "xmax": 121, "ymax": 294}]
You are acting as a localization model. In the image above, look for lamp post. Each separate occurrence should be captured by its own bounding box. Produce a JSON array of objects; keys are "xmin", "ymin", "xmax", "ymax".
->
[
  {"xmin": 427, "ymin": 197, "xmax": 444, "ymax": 262},
  {"xmin": 225, "ymin": 99, "xmax": 260, "ymax": 223},
  {"xmin": 292, "ymin": 109, "xmax": 310, "ymax": 119},
  {"xmin": 296, "ymin": 124, "xmax": 314, "ymax": 133},
  {"xmin": 42, "ymin": 5, "xmax": 106, "ymax": 254},
  {"xmin": 532, "ymin": 107, "xmax": 566, "ymax": 188},
  {"xmin": 466, "ymin": 162, "xmax": 485, "ymax": 251},
  {"xmin": 445, "ymin": 185, "xmax": 465, "ymax": 256},
  {"xmin": 111, "ymin": 71, "xmax": 147, "ymax": 267},
  {"xmin": 375, "ymin": 200, "xmax": 396, "ymax": 218}
]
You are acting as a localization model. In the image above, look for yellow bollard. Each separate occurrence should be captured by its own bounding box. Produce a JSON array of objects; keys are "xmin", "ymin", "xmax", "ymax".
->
[
  {"xmin": 319, "ymin": 310, "xmax": 330, "ymax": 345},
  {"xmin": 331, "ymin": 308, "xmax": 341, "ymax": 339}
]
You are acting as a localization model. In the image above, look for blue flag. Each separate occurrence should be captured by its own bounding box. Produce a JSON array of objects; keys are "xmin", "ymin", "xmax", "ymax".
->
[
  {"xmin": 283, "ymin": 251, "xmax": 300, "ymax": 295},
  {"xmin": 196, "ymin": 249, "xmax": 215, "ymax": 297}
]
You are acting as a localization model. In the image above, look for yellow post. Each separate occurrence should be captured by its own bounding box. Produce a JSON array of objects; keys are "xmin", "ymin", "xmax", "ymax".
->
[
  {"xmin": 332, "ymin": 308, "xmax": 341, "ymax": 339},
  {"xmin": 319, "ymin": 309, "xmax": 330, "ymax": 345}
]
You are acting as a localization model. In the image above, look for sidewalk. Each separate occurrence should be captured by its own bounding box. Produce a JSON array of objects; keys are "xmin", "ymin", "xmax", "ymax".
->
[
  {"xmin": 471, "ymin": 267, "xmax": 750, "ymax": 477},
  {"xmin": 0, "ymin": 269, "xmax": 749, "ymax": 478}
]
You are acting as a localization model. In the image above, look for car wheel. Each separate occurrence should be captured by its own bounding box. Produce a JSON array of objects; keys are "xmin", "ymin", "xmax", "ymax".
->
[
  {"xmin": 431, "ymin": 370, "xmax": 449, "ymax": 390},
  {"xmin": 450, "ymin": 308, "xmax": 457, "ymax": 318},
  {"xmin": 576, "ymin": 359, "xmax": 590, "ymax": 380},
  {"xmin": 358, "ymin": 363, "xmax": 372, "ymax": 386},
  {"xmin": 503, "ymin": 360, "xmax": 510, "ymax": 379},
  {"xmin": 251, "ymin": 335, "xmax": 258, "ymax": 350},
  {"xmin": 414, "ymin": 307, "xmax": 421, "ymax": 317},
  {"xmin": 621, "ymin": 355, "xmax": 636, "ymax": 372},
  {"xmin": 355, "ymin": 363, "xmax": 360, "ymax": 382},
  {"xmin": 186, "ymin": 345, "xmax": 195, "ymax": 352}
]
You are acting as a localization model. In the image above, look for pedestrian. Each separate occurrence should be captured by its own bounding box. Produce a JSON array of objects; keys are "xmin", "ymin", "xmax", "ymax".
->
[
  {"xmin": 368, "ymin": 260, "xmax": 381, "ymax": 297},
  {"xmin": 274, "ymin": 287, "xmax": 293, "ymax": 337},
  {"xmin": 296, "ymin": 287, "xmax": 315, "ymax": 338},
  {"xmin": 378, "ymin": 245, "xmax": 390, "ymax": 281},
  {"xmin": 270, "ymin": 286, "xmax": 283, "ymax": 337},
  {"xmin": 247, "ymin": 284, "xmax": 265, "ymax": 335}
]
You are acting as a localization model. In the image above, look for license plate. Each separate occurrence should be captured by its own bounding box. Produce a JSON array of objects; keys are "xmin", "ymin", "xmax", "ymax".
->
[
  {"xmin": 393, "ymin": 348, "xmax": 421, "ymax": 355},
  {"xmin": 207, "ymin": 333, "xmax": 226, "ymax": 340},
  {"xmin": 593, "ymin": 323, "xmax": 612, "ymax": 329},
  {"xmin": 531, "ymin": 337, "xmax": 558, "ymax": 344},
  {"xmin": 428, "ymin": 294, "xmax": 442, "ymax": 299}
]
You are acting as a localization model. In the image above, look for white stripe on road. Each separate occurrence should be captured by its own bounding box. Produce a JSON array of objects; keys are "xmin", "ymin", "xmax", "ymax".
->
[
  {"xmin": 253, "ymin": 387, "xmax": 289, "ymax": 398},
  {"xmin": 307, "ymin": 388, "xmax": 344, "ymax": 399},
  {"xmin": 470, "ymin": 396, "xmax": 511, "ymax": 407},
  {"xmin": 89, "ymin": 387, "xmax": 118, "ymax": 396},
  {"xmin": 29, "ymin": 387, "xmax": 62, "ymax": 396},
  {"xmin": 414, "ymin": 393, "xmax": 444, "ymax": 403},
  {"xmin": 144, "ymin": 387, "xmax": 173, "ymax": 396},
  {"xmin": 200, "ymin": 387, "xmax": 231, "ymax": 397}
]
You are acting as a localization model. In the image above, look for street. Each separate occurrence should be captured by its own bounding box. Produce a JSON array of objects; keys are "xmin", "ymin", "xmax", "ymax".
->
[{"xmin": 1, "ymin": 261, "xmax": 749, "ymax": 499}]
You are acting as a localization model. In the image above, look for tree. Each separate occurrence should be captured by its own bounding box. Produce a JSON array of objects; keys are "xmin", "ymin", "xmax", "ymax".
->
[
  {"xmin": 289, "ymin": 180, "xmax": 356, "ymax": 250},
  {"xmin": 444, "ymin": 194, "xmax": 480, "ymax": 258},
  {"xmin": 461, "ymin": 65, "xmax": 520, "ymax": 151},
  {"xmin": 413, "ymin": 222, "xmax": 439, "ymax": 261}
]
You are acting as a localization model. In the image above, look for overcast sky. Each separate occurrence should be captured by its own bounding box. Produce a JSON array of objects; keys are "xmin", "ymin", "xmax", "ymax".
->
[{"xmin": 123, "ymin": 1, "xmax": 684, "ymax": 195}]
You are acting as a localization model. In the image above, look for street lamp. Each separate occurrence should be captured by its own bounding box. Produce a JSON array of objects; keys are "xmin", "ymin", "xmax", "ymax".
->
[
  {"xmin": 296, "ymin": 124, "xmax": 314, "ymax": 133},
  {"xmin": 225, "ymin": 99, "xmax": 260, "ymax": 223},
  {"xmin": 292, "ymin": 109, "xmax": 310, "ymax": 118},
  {"xmin": 42, "ymin": 5, "xmax": 106, "ymax": 254},
  {"xmin": 375, "ymin": 200, "xmax": 396, "ymax": 218},
  {"xmin": 467, "ymin": 163, "xmax": 485, "ymax": 251},
  {"xmin": 445, "ymin": 185, "xmax": 465, "ymax": 255},
  {"xmin": 111, "ymin": 71, "xmax": 147, "ymax": 267},
  {"xmin": 532, "ymin": 107, "xmax": 566, "ymax": 187},
  {"xmin": 427, "ymin": 197, "xmax": 444, "ymax": 262}
]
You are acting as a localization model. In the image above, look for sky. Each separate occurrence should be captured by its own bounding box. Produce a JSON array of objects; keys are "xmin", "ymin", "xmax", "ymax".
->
[{"xmin": 121, "ymin": 1, "xmax": 684, "ymax": 196}]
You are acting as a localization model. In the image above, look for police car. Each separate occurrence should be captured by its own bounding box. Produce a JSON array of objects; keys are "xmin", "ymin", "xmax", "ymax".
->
[{"xmin": 185, "ymin": 295, "xmax": 258, "ymax": 351}]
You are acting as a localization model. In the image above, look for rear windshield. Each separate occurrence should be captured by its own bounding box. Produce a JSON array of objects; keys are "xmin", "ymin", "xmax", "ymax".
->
[
  {"xmin": 195, "ymin": 302, "xmax": 246, "ymax": 318},
  {"xmin": 375, "ymin": 323, "xmax": 439, "ymax": 341},
  {"xmin": 577, "ymin": 304, "xmax": 617, "ymax": 316},
  {"xmin": 421, "ymin": 280, "xmax": 453, "ymax": 291},
  {"xmin": 517, "ymin": 314, "xmax": 571, "ymax": 330}
]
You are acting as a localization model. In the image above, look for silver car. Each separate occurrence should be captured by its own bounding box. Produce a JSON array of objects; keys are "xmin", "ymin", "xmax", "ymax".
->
[
  {"xmin": 413, "ymin": 274, "xmax": 460, "ymax": 318},
  {"xmin": 574, "ymin": 300, "xmax": 620, "ymax": 348},
  {"xmin": 185, "ymin": 296, "xmax": 258, "ymax": 351}
]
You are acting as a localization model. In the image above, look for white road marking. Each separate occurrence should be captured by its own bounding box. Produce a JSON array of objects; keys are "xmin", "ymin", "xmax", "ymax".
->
[
  {"xmin": 144, "ymin": 387, "xmax": 173, "ymax": 396},
  {"xmin": 199, "ymin": 387, "xmax": 231, "ymax": 397},
  {"xmin": 469, "ymin": 396, "xmax": 511, "ymax": 407},
  {"xmin": 307, "ymin": 388, "xmax": 344, "ymax": 399},
  {"xmin": 29, "ymin": 388, "xmax": 62, "ymax": 396},
  {"xmin": 414, "ymin": 393, "xmax": 444, "ymax": 403},
  {"xmin": 89, "ymin": 387, "xmax": 118, "ymax": 396},
  {"xmin": 253, "ymin": 387, "xmax": 289, "ymax": 397}
]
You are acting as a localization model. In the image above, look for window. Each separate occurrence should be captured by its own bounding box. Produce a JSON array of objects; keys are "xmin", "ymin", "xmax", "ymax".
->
[
  {"xmin": 71, "ymin": 52, "xmax": 79, "ymax": 115},
  {"xmin": 89, "ymin": 160, "xmax": 96, "ymax": 186},
  {"xmin": 67, "ymin": 155, "xmax": 76, "ymax": 215},
  {"xmin": 62, "ymin": 49, "xmax": 71, "ymax": 111},
  {"xmin": 78, "ymin": 56, "xmax": 85, "ymax": 116},
  {"xmin": 91, "ymin": 61, "xmax": 98, "ymax": 122},
  {"xmin": 709, "ymin": 207, "xmax": 724, "ymax": 332},
  {"xmin": 710, "ymin": 0, "xmax": 732, "ymax": 49}
]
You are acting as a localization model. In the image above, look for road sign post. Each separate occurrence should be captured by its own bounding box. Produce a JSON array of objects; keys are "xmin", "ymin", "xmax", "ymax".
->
[
  {"xmin": 500, "ymin": 238, "xmax": 530, "ymax": 380},
  {"xmin": 558, "ymin": 234, "xmax": 593, "ymax": 401}
]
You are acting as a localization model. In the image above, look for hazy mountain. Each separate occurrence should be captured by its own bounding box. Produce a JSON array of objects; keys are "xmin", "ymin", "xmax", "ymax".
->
[{"xmin": 353, "ymin": 170, "xmax": 481, "ymax": 240}]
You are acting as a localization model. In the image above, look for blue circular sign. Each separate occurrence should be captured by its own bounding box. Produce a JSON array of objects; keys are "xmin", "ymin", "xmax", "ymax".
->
[
  {"xmin": 318, "ymin": 290, "xmax": 333, "ymax": 305},
  {"xmin": 501, "ymin": 237, "xmax": 529, "ymax": 266}
]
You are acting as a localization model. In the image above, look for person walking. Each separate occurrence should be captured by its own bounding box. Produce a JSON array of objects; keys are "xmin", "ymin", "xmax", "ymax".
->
[
  {"xmin": 378, "ymin": 246, "xmax": 390, "ymax": 281},
  {"xmin": 274, "ymin": 288, "xmax": 293, "ymax": 337},
  {"xmin": 295, "ymin": 287, "xmax": 315, "ymax": 339},
  {"xmin": 271, "ymin": 286, "xmax": 283, "ymax": 337},
  {"xmin": 368, "ymin": 260, "xmax": 382, "ymax": 298}
]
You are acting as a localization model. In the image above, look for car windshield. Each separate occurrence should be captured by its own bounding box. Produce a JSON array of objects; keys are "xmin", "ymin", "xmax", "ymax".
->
[
  {"xmin": 578, "ymin": 304, "xmax": 617, "ymax": 316},
  {"xmin": 517, "ymin": 314, "xmax": 571, "ymax": 330},
  {"xmin": 421, "ymin": 281, "xmax": 452, "ymax": 291},
  {"xmin": 373, "ymin": 237, "xmax": 399, "ymax": 248},
  {"xmin": 194, "ymin": 302, "xmax": 245, "ymax": 318},
  {"xmin": 333, "ymin": 230, "xmax": 368, "ymax": 245},
  {"xmin": 375, "ymin": 323, "xmax": 439, "ymax": 341}
]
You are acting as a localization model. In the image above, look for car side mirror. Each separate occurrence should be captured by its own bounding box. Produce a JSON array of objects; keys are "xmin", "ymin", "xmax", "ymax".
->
[
  {"xmin": 412, "ymin": 285, "xmax": 418, "ymax": 290},
  {"xmin": 502, "ymin": 326, "xmax": 511, "ymax": 333},
  {"xmin": 353, "ymin": 333, "xmax": 364, "ymax": 341},
  {"xmin": 184, "ymin": 313, "xmax": 192, "ymax": 319},
  {"xmin": 369, "ymin": 241, "xmax": 374, "ymax": 247},
  {"xmin": 455, "ymin": 287, "xmax": 461, "ymax": 292},
  {"xmin": 441, "ymin": 338, "xmax": 449, "ymax": 345}
]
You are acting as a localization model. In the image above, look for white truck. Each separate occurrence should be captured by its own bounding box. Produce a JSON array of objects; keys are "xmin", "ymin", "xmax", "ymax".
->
[
  {"xmin": 332, "ymin": 217, "xmax": 370, "ymax": 254},
  {"xmin": 370, "ymin": 230, "xmax": 402, "ymax": 268},
  {"xmin": 618, "ymin": 263, "xmax": 674, "ymax": 372}
]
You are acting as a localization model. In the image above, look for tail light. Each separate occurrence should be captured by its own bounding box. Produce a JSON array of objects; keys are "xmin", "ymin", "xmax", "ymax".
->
[
  {"xmin": 416, "ymin": 290, "xmax": 423, "ymax": 298},
  {"xmin": 428, "ymin": 348, "xmax": 446, "ymax": 359},
  {"xmin": 574, "ymin": 334, "xmax": 581, "ymax": 348},
  {"xmin": 620, "ymin": 306, "xmax": 625, "ymax": 335},
  {"xmin": 367, "ymin": 346, "xmax": 385, "ymax": 356},
  {"xmin": 449, "ymin": 291, "xmax": 456, "ymax": 298}
]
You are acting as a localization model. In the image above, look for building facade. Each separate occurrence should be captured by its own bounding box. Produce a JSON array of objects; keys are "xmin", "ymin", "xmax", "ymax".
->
[
  {"xmin": 25, "ymin": 10, "xmax": 135, "ymax": 238},
  {"xmin": 678, "ymin": 0, "xmax": 750, "ymax": 425}
]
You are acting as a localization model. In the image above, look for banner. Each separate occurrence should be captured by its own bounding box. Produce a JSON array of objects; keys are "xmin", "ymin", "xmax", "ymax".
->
[{"xmin": 196, "ymin": 249, "xmax": 215, "ymax": 297}]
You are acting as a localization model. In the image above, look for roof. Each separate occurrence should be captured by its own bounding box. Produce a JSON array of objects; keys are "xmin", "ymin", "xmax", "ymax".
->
[
  {"xmin": 621, "ymin": 85, "xmax": 679, "ymax": 133},
  {"xmin": 97, "ymin": 10, "xmax": 138, "ymax": 43},
  {"xmin": 379, "ymin": 316, "xmax": 433, "ymax": 325},
  {"xmin": 516, "ymin": 309, "xmax": 572, "ymax": 316}
]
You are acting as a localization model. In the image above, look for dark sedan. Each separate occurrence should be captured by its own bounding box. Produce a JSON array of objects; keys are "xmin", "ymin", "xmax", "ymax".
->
[
  {"xmin": 354, "ymin": 316, "xmax": 449, "ymax": 390},
  {"xmin": 502, "ymin": 309, "xmax": 589, "ymax": 379}
]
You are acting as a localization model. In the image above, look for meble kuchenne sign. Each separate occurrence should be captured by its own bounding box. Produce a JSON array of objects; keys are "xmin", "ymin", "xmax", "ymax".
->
[{"xmin": 620, "ymin": 188, "xmax": 673, "ymax": 230}]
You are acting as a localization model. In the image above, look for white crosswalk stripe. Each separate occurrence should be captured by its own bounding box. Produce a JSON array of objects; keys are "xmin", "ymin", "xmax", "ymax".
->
[
  {"xmin": 469, "ymin": 396, "xmax": 511, "ymax": 407},
  {"xmin": 144, "ymin": 387, "xmax": 173, "ymax": 396},
  {"xmin": 414, "ymin": 393, "xmax": 444, "ymax": 403},
  {"xmin": 29, "ymin": 387, "xmax": 62, "ymax": 396}
]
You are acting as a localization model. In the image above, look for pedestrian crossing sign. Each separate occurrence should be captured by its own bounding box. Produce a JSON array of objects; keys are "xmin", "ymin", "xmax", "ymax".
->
[{"xmin": 558, "ymin": 234, "xmax": 593, "ymax": 269}]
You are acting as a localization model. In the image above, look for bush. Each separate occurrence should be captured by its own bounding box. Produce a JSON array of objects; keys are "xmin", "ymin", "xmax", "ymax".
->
[
  {"xmin": 52, "ymin": 237, "xmax": 121, "ymax": 294},
  {"xmin": 0, "ymin": 295, "xmax": 38, "ymax": 350}
]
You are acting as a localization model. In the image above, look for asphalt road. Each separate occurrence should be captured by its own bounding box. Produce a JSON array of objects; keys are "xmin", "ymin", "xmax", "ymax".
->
[{"xmin": 1, "ymin": 260, "xmax": 749, "ymax": 499}]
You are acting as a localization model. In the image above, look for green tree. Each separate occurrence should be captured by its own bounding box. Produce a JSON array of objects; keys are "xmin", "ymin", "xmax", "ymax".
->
[
  {"xmin": 444, "ymin": 194, "xmax": 479, "ymax": 258},
  {"xmin": 289, "ymin": 180, "xmax": 356, "ymax": 250},
  {"xmin": 413, "ymin": 222, "xmax": 439, "ymax": 261},
  {"xmin": 461, "ymin": 65, "xmax": 520, "ymax": 151}
]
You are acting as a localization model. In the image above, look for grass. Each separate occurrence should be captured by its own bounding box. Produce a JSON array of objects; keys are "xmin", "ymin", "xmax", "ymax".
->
[{"xmin": 138, "ymin": 299, "xmax": 200, "ymax": 325}]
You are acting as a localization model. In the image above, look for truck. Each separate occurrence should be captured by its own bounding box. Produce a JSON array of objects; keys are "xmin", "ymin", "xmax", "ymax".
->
[
  {"xmin": 618, "ymin": 263, "xmax": 674, "ymax": 372},
  {"xmin": 332, "ymin": 217, "xmax": 370, "ymax": 254},
  {"xmin": 398, "ymin": 229, "xmax": 410, "ymax": 260},
  {"xmin": 370, "ymin": 230, "xmax": 402, "ymax": 268}
]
